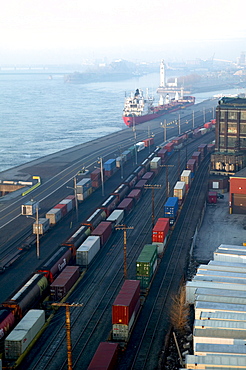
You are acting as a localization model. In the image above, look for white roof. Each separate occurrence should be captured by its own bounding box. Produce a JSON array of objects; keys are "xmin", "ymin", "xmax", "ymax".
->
[
  {"xmin": 195, "ymin": 343, "xmax": 246, "ymax": 355},
  {"xmin": 195, "ymin": 300, "xmax": 246, "ymax": 314},
  {"xmin": 186, "ymin": 354, "xmax": 246, "ymax": 367},
  {"xmin": 200, "ymin": 311, "xmax": 246, "ymax": 322},
  {"xmin": 196, "ymin": 288, "xmax": 246, "ymax": 298},
  {"xmin": 194, "ymin": 319, "xmax": 246, "ymax": 330},
  {"xmin": 196, "ymin": 294, "xmax": 246, "ymax": 306},
  {"xmin": 194, "ymin": 327, "xmax": 246, "ymax": 339}
]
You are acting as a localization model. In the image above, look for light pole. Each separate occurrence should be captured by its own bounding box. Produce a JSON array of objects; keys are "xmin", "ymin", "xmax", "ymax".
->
[
  {"xmin": 161, "ymin": 120, "xmax": 167, "ymax": 143},
  {"xmin": 27, "ymin": 204, "xmax": 40, "ymax": 259},
  {"xmin": 67, "ymin": 176, "xmax": 79, "ymax": 222},
  {"xmin": 132, "ymin": 116, "xmax": 137, "ymax": 164},
  {"xmin": 98, "ymin": 157, "xmax": 104, "ymax": 197},
  {"xmin": 192, "ymin": 110, "xmax": 195, "ymax": 129}
]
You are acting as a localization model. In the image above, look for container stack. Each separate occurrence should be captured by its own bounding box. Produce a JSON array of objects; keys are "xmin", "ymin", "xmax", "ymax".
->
[
  {"xmin": 136, "ymin": 244, "xmax": 158, "ymax": 289},
  {"xmin": 33, "ymin": 218, "xmax": 50, "ymax": 235},
  {"xmin": 76, "ymin": 236, "xmax": 101, "ymax": 266},
  {"xmin": 180, "ymin": 169, "xmax": 191, "ymax": 191},
  {"xmin": 192, "ymin": 151, "xmax": 201, "ymax": 167},
  {"xmin": 152, "ymin": 218, "xmax": 169, "ymax": 254},
  {"xmin": 163, "ymin": 197, "xmax": 179, "ymax": 226},
  {"xmin": 104, "ymin": 159, "xmax": 117, "ymax": 178},
  {"xmin": 185, "ymin": 243, "xmax": 246, "ymax": 367},
  {"xmin": 76, "ymin": 178, "xmax": 93, "ymax": 201},
  {"xmin": 157, "ymin": 148, "xmax": 167, "ymax": 164},
  {"xmin": 50, "ymin": 266, "xmax": 80, "ymax": 300},
  {"xmin": 173, "ymin": 181, "xmax": 186, "ymax": 206},
  {"xmin": 112, "ymin": 280, "xmax": 141, "ymax": 341},
  {"xmin": 150, "ymin": 157, "xmax": 161, "ymax": 175},
  {"xmin": 91, "ymin": 221, "xmax": 112, "ymax": 246},
  {"xmin": 186, "ymin": 158, "xmax": 197, "ymax": 177},
  {"xmin": 90, "ymin": 168, "xmax": 103, "ymax": 188}
]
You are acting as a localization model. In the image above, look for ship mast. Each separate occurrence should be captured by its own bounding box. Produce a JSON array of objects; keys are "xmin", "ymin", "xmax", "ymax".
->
[{"xmin": 160, "ymin": 59, "xmax": 165, "ymax": 88}]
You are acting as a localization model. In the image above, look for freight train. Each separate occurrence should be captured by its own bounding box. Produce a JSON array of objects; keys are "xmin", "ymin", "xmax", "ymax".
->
[{"xmin": 0, "ymin": 119, "xmax": 215, "ymax": 365}]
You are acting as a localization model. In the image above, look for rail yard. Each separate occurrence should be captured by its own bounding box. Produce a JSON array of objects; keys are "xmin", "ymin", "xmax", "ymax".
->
[{"xmin": 0, "ymin": 99, "xmax": 217, "ymax": 369}]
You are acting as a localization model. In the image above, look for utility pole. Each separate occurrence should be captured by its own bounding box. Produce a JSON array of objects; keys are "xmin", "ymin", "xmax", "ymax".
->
[
  {"xmin": 160, "ymin": 165, "xmax": 174, "ymax": 200},
  {"xmin": 161, "ymin": 119, "xmax": 167, "ymax": 142},
  {"xmin": 51, "ymin": 302, "xmax": 83, "ymax": 370},
  {"xmin": 144, "ymin": 184, "xmax": 162, "ymax": 227},
  {"xmin": 98, "ymin": 157, "xmax": 104, "ymax": 197},
  {"xmin": 192, "ymin": 110, "xmax": 195, "ymax": 129},
  {"xmin": 178, "ymin": 114, "xmax": 181, "ymax": 135},
  {"xmin": 73, "ymin": 176, "xmax": 78, "ymax": 222},
  {"xmin": 36, "ymin": 205, "xmax": 40, "ymax": 259},
  {"xmin": 115, "ymin": 224, "xmax": 134, "ymax": 279}
]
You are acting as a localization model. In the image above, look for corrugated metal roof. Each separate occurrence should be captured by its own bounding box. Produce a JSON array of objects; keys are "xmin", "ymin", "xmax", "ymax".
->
[
  {"xmin": 186, "ymin": 353, "xmax": 246, "ymax": 366},
  {"xmin": 196, "ymin": 294, "xmax": 246, "ymax": 306},
  {"xmin": 200, "ymin": 263, "xmax": 246, "ymax": 274},
  {"xmin": 196, "ymin": 288, "xmax": 246, "ymax": 298},
  {"xmin": 195, "ymin": 343, "xmax": 246, "ymax": 356},
  {"xmin": 195, "ymin": 300, "xmax": 246, "ymax": 313},
  {"xmin": 200, "ymin": 311, "xmax": 246, "ymax": 322},
  {"xmin": 194, "ymin": 319, "xmax": 246, "ymax": 330}
]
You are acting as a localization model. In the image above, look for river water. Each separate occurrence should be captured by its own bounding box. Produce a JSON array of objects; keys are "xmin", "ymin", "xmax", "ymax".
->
[{"xmin": 0, "ymin": 70, "xmax": 245, "ymax": 173}]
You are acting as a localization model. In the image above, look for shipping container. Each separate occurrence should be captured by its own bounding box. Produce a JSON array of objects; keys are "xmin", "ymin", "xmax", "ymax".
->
[
  {"xmin": 193, "ymin": 327, "xmax": 246, "ymax": 347},
  {"xmin": 208, "ymin": 191, "xmax": 217, "ymax": 203},
  {"xmin": 112, "ymin": 280, "xmax": 140, "ymax": 341},
  {"xmin": 83, "ymin": 209, "xmax": 107, "ymax": 230},
  {"xmin": 198, "ymin": 143, "xmax": 208, "ymax": 158},
  {"xmin": 90, "ymin": 168, "xmax": 102, "ymax": 181},
  {"xmin": 106, "ymin": 209, "xmax": 124, "ymax": 226},
  {"xmin": 195, "ymin": 342, "xmax": 246, "ymax": 356},
  {"xmin": 76, "ymin": 236, "xmax": 101, "ymax": 266},
  {"xmin": 127, "ymin": 189, "xmax": 142, "ymax": 203},
  {"xmin": 157, "ymin": 148, "xmax": 167, "ymax": 163},
  {"xmin": 21, "ymin": 200, "xmax": 39, "ymax": 216},
  {"xmin": 46, "ymin": 208, "xmax": 62, "ymax": 225},
  {"xmin": 180, "ymin": 169, "xmax": 191, "ymax": 186},
  {"xmin": 135, "ymin": 142, "xmax": 145, "ymax": 152},
  {"xmin": 195, "ymin": 287, "xmax": 246, "ymax": 299},
  {"xmin": 91, "ymin": 222, "xmax": 112, "ymax": 246},
  {"xmin": 50, "ymin": 266, "xmax": 80, "ymax": 300},
  {"xmin": 173, "ymin": 181, "xmax": 186, "ymax": 201},
  {"xmin": 100, "ymin": 196, "xmax": 119, "ymax": 217},
  {"xmin": 152, "ymin": 218, "xmax": 169, "ymax": 254},
  {"xmin": 88, "ymin": 342, "xmax": 119, "ymax": 370},
  {"xmin": 59, "ymin": 198, "xmax": 73, "ymax": 213},
  {"xmin": 164, "ymin": 142, "xmax": 174, "ymax": 153},
  {"xmin": 134, "ymin": 179, "xmax": 148, "ymax": 192},
  {"xmin": 111, "ymin": 184, "xmax": 129, "ymax": 201},
  {"xmin": 5, "ymin": 309, "xmax": 45, "ymax": 360},
  {"xmin": 104, "ymin": 159, "xmax": 116, "ymax": 171},
  {"xmin": 141, "ymin": 171, "xmax": 154, "ymax": 182},
  {"xmin": 136, "ymin": 244, "xmax": 158, "ymax": 289},
  {"xmin": 193, "ymin": 275, "xmax": 246, "ymax": 286},
  {"xmin": 192, "ymin": 151, "xmax": 201, "ymax": 166},
  {"xmin": 76, "ymin": 178, "xmax": 92, "ymax": 193},
  {"xmin": 122, "ymin": 150, "xmax": 131, "ymax": 161},
  {"xmin": 3, "ymin": 274, "xmax": 48, "ymax": 318},
  {"xmin": 37, "ymin": 246, "xmax": 73, "ymax": 283},
  {"xmin": 142, "ymin": 138, "xmax": 154, "ymax": 147},
  {"xmin": 207, "ymin": 143, "xmax": 215, "ymax": 153},
  {"xmin": 65, "ymin": 195, "xmax": 76, "ymax": 208},
  {"xmin": 33, "ymin": 218, "xmax": 50, "ymax": 235},
  {"xmin": 150, "ymin": 157, "xmax": 161, "ymax": 169},
  {"xmin": 117, "ymin": 198, "xmax": 134, "ymax": 214},
  {"xmin": 54, "ymin": 203, "xmax": 67, "ymax": 217},
  {"xmin": 187, "ymin": 158, "xmax": 197, "ymax": 174},
  {"xmin": 185, "ymin": 354, "xmax": 246, "ymax": 368},
  {"xmin": 208, "ymin": 260, "xmax": 246, "ymax": 274},
  {"xmin": 116, "ymin": 155, "xmax": 126, "ymax": 168},
  {"xmin": 62, "ymin": 225, "xmax": 91, "ymax": 250},
  {"xmin": 77, "ymin": 186, "xmax": 93, "ymax": 201},
  {"xmin": 217, "ymin": 244, "xmax": 246, "ymax": 252},
  {"xmin": 164, "ymin": 197, "xmax": 179, "ymax": 219}
]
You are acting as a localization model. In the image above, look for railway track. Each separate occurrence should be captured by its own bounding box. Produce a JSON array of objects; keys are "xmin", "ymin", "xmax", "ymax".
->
[{"xmin": 19, "ymin": 132, "xmax": 214, "ymax": 370}]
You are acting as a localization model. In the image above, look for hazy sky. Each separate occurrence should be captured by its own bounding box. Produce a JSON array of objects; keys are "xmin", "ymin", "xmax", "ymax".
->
[{"xmin": 1, "ymin": 0, "xmax": 245, "ymax": 64}]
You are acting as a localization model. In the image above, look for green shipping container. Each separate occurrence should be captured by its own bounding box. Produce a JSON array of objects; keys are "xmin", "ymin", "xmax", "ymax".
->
[{"xmin": 136, "ymin": 244, "xmax": 158, "ymax": 288}]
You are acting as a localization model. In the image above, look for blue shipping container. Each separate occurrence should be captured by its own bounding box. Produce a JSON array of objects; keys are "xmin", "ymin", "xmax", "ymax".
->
[
  {"xmin": 164, "ymin": 197, "xmax": 179, "ymax": 218},
  {"xmin": 104, "ymin": 159, "xmax": 116, "ymax": 171}
]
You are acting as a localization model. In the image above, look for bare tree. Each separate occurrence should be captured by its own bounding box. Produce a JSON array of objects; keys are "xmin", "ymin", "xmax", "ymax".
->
[{"xmin": 170, "ymin": 285, "xmax": 189, "ymax": 334}]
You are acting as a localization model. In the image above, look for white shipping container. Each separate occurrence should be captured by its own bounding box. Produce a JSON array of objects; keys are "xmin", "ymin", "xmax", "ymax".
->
[
  {"xmin": 214, "ymin": 250, "xmax": 246, "ymax": 263},
  {"xmin": 199, "ymin": 263, "xmax": 246, "ymax": 274},
  {"xmin": 60, "ymin": 199, "xmax": 73, "ymax": 213},
  {"xmin": 186, "ymin": 280, "xmax": 246, "ymax": 304},
  {"xmin": 150, "ymin": 157, "xmax": 161, "ymax": 169},
  {"xmin": 46, "ymin": 208, "xmax": 62, "ymax": 225},
  {"xmin": 180, "ymin": 170, "xmax": 191, "ymax": 185},
  {"xmin": 152, "ymin": 240, "xmax": 167, "ymax": 255},
  {"xmin": 135, "ymin": 142, "xmax": 145, "ymax": 152},
  {"xmin": 195, "ymin": 301, "xmax": 246, "ymax": 320},
  {"xmin": 185, "ymin": 354, "xmax": 246, "ymax": 368},
  {"xmin": 195, "ymin": 343, "xmax": 246, "ymax": 356},
  {"xmin": 193, "ymin": 328, "xmax": 246, "ymax": 347},
  {"xmin": 196, "ymin": 269, "xmax": 246, "ymax": 280},
  {"xmin": 76, "ymin": 178, "xmax": 92, "ymax": 194},
  {"xmin": 21, "ymin": 200, "xmax": 39, "ymax": 216},
  {"xmin": 76, "ymin": 236, "xmax": 100, "ymax": 266},
  {"xmin": 33, "ymin": 218, "xmax": 50, "ymax": 235},
  {"xmin": 200, "ymin": 311, "xmax": 246, "ymax": 322},
  {"xmin": 194, "ymin": 318, "xmax": 246, "ymax": 331},
  {"xmin": 173, "ymin": 181, "xmax": 186, "ymax": 200},
  {"xmin": 77, "ymin": 187, "xmax": 93, "ymax": 201},
  {"xmin": 106, "ymin": 209, "xmax": 124, "ymax": 225},
  {"xmin": 5, "ymin": 309, "xmax": 45, "ymax": 360}
]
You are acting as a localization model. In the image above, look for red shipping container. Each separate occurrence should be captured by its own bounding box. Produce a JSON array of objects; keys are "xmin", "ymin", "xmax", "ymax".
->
[
  {"xmin": 207, "ymin": 143, "xmax": 215, "ymax": 153},
  {"xmin": 204, "ymin": 122, "xmax": 212, "ymax": 129},
  {"xmin": 54, "ymin": 203, "xmax": 67, "ymax": 217},
  {"xmin": 65, "ymin": 195, "xmax": 76, "ymax": 208},
  {"xmin": 127, "ymin": 189, "xmax": 141, "ymax": 202},
  {"xmin": 117, "ymin": 198, "xmax": 134, "ymax": 213},
  {"xmin": 192, "ymin": 151, "xmax": 201, "ymax": 165},
  {"xmin": 50, "ymin": 266, "xmax": 80, "ymax": 300},
  {"xmin": 112, "ymin": 280, "xmax": 140, "ymax": 325},
  {"xmin": 164, "ymin": 142, "xmax": 174, "ymax": 152},
  {"xmin": 198, "ymin": 143, "xmax": 207, "ymax": 157},
  {"xmin": 157, "ymin": 148, "xmax": 167, "ymax": 160},
  {"xmin": 90, "ymin": 168, "xmax": 102, "ymax": 181},
  {"xmin": 135, "ymin": 179, "xmax": 148, "ymax": 191},
  {"xmin": 143, "ymin": 137, "xmax": 154, "ymax": 147},
  {"xmin": 91, "ymin": 221, "xmax": 112, "ymax": 246},
  {"xmin": 142, "ymin": 172, "xmax": 154, "ymax": 182},
  {"xmin": 187, "ymin": 159, "xmax": 196, "ymax": 173},
  {"xmin": 208, "ymin": 191, "xmax": 217, "ymax": 204},
  {"xmin": 88, "ymin": 342, "xmax": 119, "ymax": 370},
  {"xmin": 152, "ymin": 218, "xmax": 169, "ymax": 243},
  {"xmin": 92, "ymin": 180, "xmax": 101, "ymax": 188}
]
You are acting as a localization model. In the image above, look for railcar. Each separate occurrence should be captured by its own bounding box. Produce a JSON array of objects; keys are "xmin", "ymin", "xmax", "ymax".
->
[
  {"xmin": 100, "ymin": 195, "xmax": 119, "ymax": 217},
  {"xmin": 61, "ymin": 225, "xmax": 91, "ymax": 250},
  {"xmin": 111, "ymin": 184, "xmax": 130, "ymax": 201},
  {"xmin": 82, "ymin": 208, "xmax": 107, "ymax": 230}
]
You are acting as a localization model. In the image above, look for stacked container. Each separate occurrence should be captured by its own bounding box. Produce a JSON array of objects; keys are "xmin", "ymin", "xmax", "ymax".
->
[
  {"xmin": 127, "ymin": 188, "xmax": 142, "ymax": 203},
  {"xmin": 106, "ymin": 209, "xmax": 124, "ymax": 226},
  {"xmin": 152, "ymin": 218, "xmax": 170, "ymax": 254},
  {"xmin": 21, "ymin": 200, "xmax": 39, "ymax": 216},
  {"xmin": 76, "ymin": 236, "xmax": 101, "ymax": 266},
  {"xmin": 180, "ymin": 169, "xmax": 191, "ymax": 191},
  {"xmin": 50, "ymin": 266, "xmax": 80, "ymax": 300},
  {"xmin": 136, "ymin": 244, "xmax": 158, "ymax": 289},
  {"xmin": 142, "ymin": 137, "xmax": 154, "ymax": 147},
  {"xmin": 112, "ymin": 280, "xmax": 140, "ymax": 341},
  {"xmin": 164, "ymin": 142, "xmax": 174, "ymax": 154},
  {"xmin": 59, "ymin": 198, "xmax": 73, "ymax": 213},
  {"xmin": 90, "ymin": 168, "xmax": 102, "ymax": 188},
  {"xmin": 142, "ymin": 171, "xmax": 154, "ymax": 182},
  {"xmin": 33, "ymin": 218, "xmax": 50, "ymax": 235},
  {"xmin": 187, "ymin": 158, "xmax": 197, "ymax": 176},
  {"xmin": 5, "ymin": 310, "xmax": 45, "ymax": 360},
  {"xmin": 135, "ymin": 142, "xmax": 145, "ymax": 152},
  {"xmin": 104, "ymin": 159, "xmax": 117, "ymax": 178},
  {"xmin": 122, "ymin": 150, "xmax": 131, "ymax": 161},
  {"xmin": 88, "ymin": 342, "xmax": 119, "ymax": 370},
  {"xmin": 173, "ymin": 181, "xmax": 186, "ymax": 205},
  {"xmin": 117, "ymin": 198, "xmax": 134, "ymax": 214},
  {"xmin": 198, "ymin": 143, "xmax": 208, "ymax": 159},
  {"xmin": 91, "ymin": 221, "xmax": 112, "ymax": 247},
  {"xmin": 76, "ymin": 178, "xmax": 93, "ymax": 201},
  {"xmin": 54, "ymin": 203, "xmax": 67, "ymax": 217},
  {"xmin": 164, "ymin": 197, "xmax": 179, "ymax": 226},
  {"xmin": 46, "ymin": 208, "xmax": 62, "ymax": 225},
  {"xmin": 157, "ymin": 148, "xmax": 167, "ymax": 164},
  {"xmin": 192, "ymin": 151, "xmax": 201, "ymax": 166},
  {"xmin": 150, "ymin": 157, "xmax": 161, "ymax": 175}
]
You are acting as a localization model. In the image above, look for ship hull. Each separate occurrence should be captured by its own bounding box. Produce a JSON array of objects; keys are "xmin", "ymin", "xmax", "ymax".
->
[{"xmin": 123, "ymin": 101, "xmax": 195, "ymax": 127}]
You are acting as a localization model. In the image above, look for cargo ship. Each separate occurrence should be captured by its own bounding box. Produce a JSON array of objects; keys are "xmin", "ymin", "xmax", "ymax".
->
[{"xmin": 122, "ymin": 88, "xmax": 195, "ymax": 127}]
